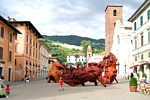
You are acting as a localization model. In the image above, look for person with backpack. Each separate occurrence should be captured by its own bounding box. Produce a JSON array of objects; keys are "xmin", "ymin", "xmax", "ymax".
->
[{"xmin": 0, "ymin": 78, "xmax": 6, "ymax": 97}]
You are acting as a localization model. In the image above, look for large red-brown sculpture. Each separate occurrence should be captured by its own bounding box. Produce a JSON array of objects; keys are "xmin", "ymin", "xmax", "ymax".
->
[
  {"xmin": 61, "ymin": 53, "xmax": 118, "ymax": 87},
  {"xmin": 46, "ymin": 61, "xmax": 64, "ymax": 83}
]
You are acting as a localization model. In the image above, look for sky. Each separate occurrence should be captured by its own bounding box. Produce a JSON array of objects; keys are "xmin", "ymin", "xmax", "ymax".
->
[{"xmin": 0, "ymin": 0, "xmax": 144, "ymax": 39}]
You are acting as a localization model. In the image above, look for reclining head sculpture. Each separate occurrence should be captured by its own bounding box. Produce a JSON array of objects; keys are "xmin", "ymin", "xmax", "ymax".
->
[
  {"xmin": 46, "ymin": 53, "xmax": 118, "ymax": 87},
  {"xmin": 61, "ymin": 52, "xmax": 118, "ymax": 87}
]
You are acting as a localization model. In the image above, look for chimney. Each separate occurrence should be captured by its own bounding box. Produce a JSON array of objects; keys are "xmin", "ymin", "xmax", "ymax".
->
[
  {"xmin": 7, "ymin": 16, "xmax": 10, "ymax": 21},
  {"xmin": 7, "ymin": 16, "xmax": 16, "ymax": 22}
]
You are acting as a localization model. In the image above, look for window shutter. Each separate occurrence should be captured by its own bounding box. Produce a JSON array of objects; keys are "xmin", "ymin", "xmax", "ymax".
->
[
  {"xmin": 148, "ymin": 9, "xmax": 150, "ymax": 20},
  {"xmin": 141, "ymin": 54, "xmax": 144, "ymax": 60},
  {"xmin": 135, "ymin": 56, "xmax": 137, "ymax": 61},
  {"xmin": 9, "ymin": 51, "xmax": 12, "ymax": 61},
  {"xmin": 9, "ymin": 33, "xmax": 12, "ymax": 42},
  {"xmin": 140, "ymin": 16, "xmax": 143, "ymax": 26},
  {"xmin": 0, "ymin": 47, "xmax": 3, "ymax": 59},
  {"xmin": 135, "ymin": 39, "xmax": 137, "ymax": 49},
  {"xmin": 148, "ymin": 52, "xmax": 150, "ymax": 58},
  {"xmin": 1, "ymin": 27, "xmax": 4, "ymax": 38},
  {"xmin": 148, "ymin": 31, "xmax": 150, "ymax": 43},
  {"xmin": 134, "ymin": 22, "xmax": 136, "ymax": 31}
]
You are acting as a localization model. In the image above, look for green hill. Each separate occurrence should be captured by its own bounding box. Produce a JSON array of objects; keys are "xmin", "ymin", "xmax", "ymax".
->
[{"xmin": 42, "ymin": 35, "xmax": 105, "ymax": 49}]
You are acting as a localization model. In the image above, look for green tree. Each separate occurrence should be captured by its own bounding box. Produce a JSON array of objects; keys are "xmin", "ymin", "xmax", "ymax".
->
[
  {"xmin": 80, "ymin": 40, "xmax": 93, "ymax": 56},
  {"xmin": 83, "ymin": 62, "xmax": 87, "ymax": 65},
  {"xmin": 93, "ymin": 48, "xmax": 105, "ymax": 53},
  {"xmin": 75, "ymin": 54, "xmax": 79, "ymax": 65}
]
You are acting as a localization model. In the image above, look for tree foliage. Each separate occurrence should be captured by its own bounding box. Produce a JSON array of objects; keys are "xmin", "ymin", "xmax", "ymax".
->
[{"xmin": 80, "ymin": 40, "xmax": 93, "ymax": 56}]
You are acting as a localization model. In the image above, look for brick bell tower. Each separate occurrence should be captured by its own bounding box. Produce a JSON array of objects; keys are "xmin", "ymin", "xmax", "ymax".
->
[{"xmin": 105, "ymin": 5, "xmax": 123, "ymax": 56}]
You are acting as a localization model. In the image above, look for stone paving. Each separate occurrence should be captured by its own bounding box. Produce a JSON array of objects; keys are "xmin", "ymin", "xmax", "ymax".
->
[{"xmin": 1, "ymin": 78, "xmax": 150, "ymax": 100}]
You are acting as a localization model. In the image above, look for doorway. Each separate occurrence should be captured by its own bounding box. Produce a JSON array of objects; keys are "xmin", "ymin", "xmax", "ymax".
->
[
  {"xmin": 8, "ymin": 68, "xmax": 11, "ymax": 81},
  {"xmin": 0, "ymin": 67, "xmax": 3, "ymax": 76},
  {"xmin": 124, "ymin": 65, "xmax": 126, "ymax": 73},
  {"xmin": 149, "ymin": 65, "xmax": 150, "ymax": 81}
]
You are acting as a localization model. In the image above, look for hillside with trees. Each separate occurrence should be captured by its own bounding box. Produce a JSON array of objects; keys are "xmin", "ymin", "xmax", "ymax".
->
[
  {"xmin": 42, "ymin": 35, "xmax": 105, "ymax": 63},
  {"xmin": 43, "ymin": 39, "xmax": 80, "ymax": 63},
  {"xmin": 43, "ymin": 35, "xmax": 105, "ymax": 50}
]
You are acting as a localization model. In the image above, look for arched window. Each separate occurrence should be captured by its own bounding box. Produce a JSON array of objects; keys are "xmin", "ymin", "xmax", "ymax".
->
[
  {"xmin": 113, "ymin": 10, "xmax": 117, "ymax": 16},
  {"xmin": 0, "ymin": 47, "xmax": 3, "ymax": 59}
]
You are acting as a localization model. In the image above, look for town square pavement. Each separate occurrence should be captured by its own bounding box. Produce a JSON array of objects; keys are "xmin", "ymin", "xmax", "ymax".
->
[{"xmin": 2, "ymin": 78, "xmax": 150, "ymax": 100}]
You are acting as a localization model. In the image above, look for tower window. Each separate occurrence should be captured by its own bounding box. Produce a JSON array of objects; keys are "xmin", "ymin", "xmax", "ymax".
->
[
  {"xmin": 113, "ymin": 10, "xmax": 117, "ymax": 16},
  {"xmin": 114, "ymin": 22, "xmax": 116, "ymax": 26},
  {"xmin": 89, "ymin": 54, "xmax": 90, "ymax": 57}
]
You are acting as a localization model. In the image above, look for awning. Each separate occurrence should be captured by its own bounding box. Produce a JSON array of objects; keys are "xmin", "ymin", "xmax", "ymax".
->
[
  {"xmin": 129, "ymin": 64, "xmax": 139, "ymax": 69},
  {"xmin": 129, "ymin": 62, "xmax": 149, "ymax": 69},
  {"xmin": 138, "ymin": 62, "xmax": 149, "ymax": 66}
]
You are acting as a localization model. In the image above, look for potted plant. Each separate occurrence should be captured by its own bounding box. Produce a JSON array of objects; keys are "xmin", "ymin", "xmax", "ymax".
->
[{"xmin": 129, "ymin": 77, "xmax": 138, "ymax": 92}]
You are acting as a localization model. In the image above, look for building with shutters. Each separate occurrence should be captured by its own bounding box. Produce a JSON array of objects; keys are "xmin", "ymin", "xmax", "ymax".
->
[
  {"xmin": 128, "ymin": 0, "xmax": 150, "ymax": 81},
  {"xmin": 0, "ymin": 16, "xmax": 21, "ymax": 81},
  {"xmin": 66, "ymin": 53, "xmax": 86, "ymax": 66},
  {"xmin": 8, "ymin": 17, "xmax": 43, "ymax": 81},
  {"xmin": 39, "ymin": 39, "xmax": 50, "ymax": 78}
]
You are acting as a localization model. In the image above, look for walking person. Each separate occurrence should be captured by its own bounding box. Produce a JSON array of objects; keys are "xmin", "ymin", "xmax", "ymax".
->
[
  {"xmin": 5, "ymin": 84, "xmax": 10, "ymax": 98},
  {"xmin": 24, "ymin": 74, "xmax": 27, "ymax": 82},
  {"xmin": 130, "ymin": 72, "xmax": 134, "ymax": 78},
  {"xmin": 25, "ymin": 75, "xmax": 30, "ymax": 85},
  {"xmin": 59, "ymin": 77, "xmax": 64, "ymax": 91}
]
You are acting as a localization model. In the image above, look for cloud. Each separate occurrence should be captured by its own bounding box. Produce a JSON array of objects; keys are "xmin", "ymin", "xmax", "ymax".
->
[{"xmin": 0, "ymin": 0, "xmax": 144, "ymax": 39}]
